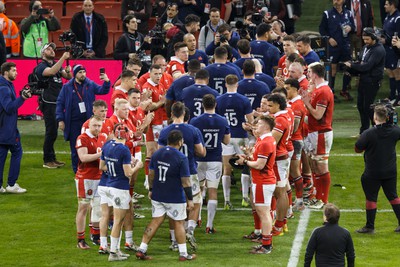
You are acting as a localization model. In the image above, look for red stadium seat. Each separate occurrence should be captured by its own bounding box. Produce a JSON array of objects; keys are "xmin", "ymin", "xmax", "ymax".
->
[
  {"xmin": 148, "ymin": 17, "xmax": 156, "ymax": 31},
  {"xmin": 8, "ymin": 15, "xmax": 25, "ymax": 25},
  {"xmin": 65, "ymin": 1, "xmax": 83, "ymax": 17},
  {"xmin": 113, "ymin": 30, "xmax": 123, "ymax": 49},
  {"xmin": 105, "ymin": 31, "xmax": 114, "ymax": 56},
  {"xmin": 94, "ymin": 2, "xmax": 121, "ymax": 17},
  {"xmin": 41, "ymin": 1, "xmax": 63, "ymax": 19},
  {"xmin": 4, "ymin": 1, "xmax": 30, "ymax": 17},
  {"xmin": 107, "ymin": 17, "xmax": 120, "ymax": 31},
  {"xmin": 60, "ymin": 17, "xmax": 72, "ymax": 31}
]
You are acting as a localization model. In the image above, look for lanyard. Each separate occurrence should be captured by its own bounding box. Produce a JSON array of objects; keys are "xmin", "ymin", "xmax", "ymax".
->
[
  {"xmin": 73, "ymin": 81, "xmax": 86, "ymax": 102},
  {"xmin": 362, "ymin": 48, "xmax": 370, "ymax": 62}
]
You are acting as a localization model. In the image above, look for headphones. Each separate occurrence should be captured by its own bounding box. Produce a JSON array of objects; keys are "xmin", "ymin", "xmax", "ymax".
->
[
  {"xmin": 274, "ymin": 19, "xmax": 286, "ymax": 33},
  {"xmin": 114, "ymin": 123, "xmax": 129, "ymax": 140},
  {"xmin": 363, "ymin": 27, "xmax": 379, "ymax": 41}
]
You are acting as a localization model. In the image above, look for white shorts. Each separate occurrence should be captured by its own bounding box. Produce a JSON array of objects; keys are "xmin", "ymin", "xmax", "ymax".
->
[
  {"xmin": 222, "ymin": 138, "xmax": 248, "ymax": 156},
  {"xmin": 191, "ymin": 174, "xmax": 201, "ymax": 195},
  {"xmin": 197, "ymin": 161, "xmax": 222, "ymax": 189},
  {"xmin": 274, "ymin": 158, "xmax": 290, "ymax": 187},
  {"xmin": 152, "ymin": 124, "xmax": 163, "ymax": 142},
  {"xmin": 75, "ymin": 179, "xmax": 100, "ymax": 199},
  {"xmin": 108, "ymin": 187, "xmax": 131, "ymax": 210},
  {"xmin": 151, "ymin": 200, "xmax": 187, "ymax": 220},
  {"xmin": 291, "ymin": 140, "xmax": 304, "ymax": 160},
  {"xmin": 134, "ymin": 151, "xmax": 142, "ymax": 161},
  {"xmin": 97, "ymin": 185, "xmax": 112, "ymax": 206},
  {"xmin": 252, "ymin": 183, "xmax": 276, "ymax": 206},
  {"xmin": 303, "ymin": 131, "xmax": 333, "ymax": 161}
]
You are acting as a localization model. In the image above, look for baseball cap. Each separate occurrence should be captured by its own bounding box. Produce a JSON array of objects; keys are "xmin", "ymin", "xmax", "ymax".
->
[{"xmin": 40, "ymin": 42, "xmax": 56, "ymax": 54}]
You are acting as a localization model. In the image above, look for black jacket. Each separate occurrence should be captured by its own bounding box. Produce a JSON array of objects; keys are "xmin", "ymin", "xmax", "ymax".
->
[
  {"xmin": 350, "ymin": 41, "xmax": 385, "ymax": 81},
  {"xmin": 305, "ymin": 223, "xmax": 355, "ymax": 267},
  {"xmin": 344, "ymin": 0, "xmax": 374, "ymax": 30},
  {"xmin": 121, "ymin": 0, "xmax": 153, "ymax": 35},
  {"xmin": 114, "ymin": 32, "xmax": 150, "ymax": 62},
  {"xmin": 70, "ymin": 11, "xmax": 108, "ymax": 58}
]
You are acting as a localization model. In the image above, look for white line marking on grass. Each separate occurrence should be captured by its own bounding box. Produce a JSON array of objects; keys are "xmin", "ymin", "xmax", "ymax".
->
[
  {"xmin": 24, "ymin": 151, "xmax": 71, "ymax": 154},
  {"xmin": 287, "ymin": 208, "xmax": 311, "ymax": 267}
]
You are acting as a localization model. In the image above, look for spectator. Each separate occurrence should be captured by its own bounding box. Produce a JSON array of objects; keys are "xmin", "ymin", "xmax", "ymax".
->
[
  {"xmin": 114, "ymin": 14, "xmax": 151, "ymax": 66},
  {"xmin": 0, "ymin": 62, "xmax": 32, "ymax": 194},
  {"xmin": 296, "ymin": 35, "xmax": 320, "ymax": 65},
  {"xmin": 304, "ymin": 203, "xmax": 355, "ymax": 267},
  {"xmin": 198, "ymin": 8, "xmax": 225, "ymax": 52},
  {"xmin": 20, "ymin": 0, "xmax": 60, "ymax": 58},
  {"xmin": 35, "ymin": 43, "xmax": 72, "ymax": 169},
  {"xmin": 158, "ymin": 3, "xmax": 182, "ymax": 26},
  {"xmin": 166, "ymin": 14, "xmax": 200, "ymax": 59},
  {"xmin": 205, "ymin": 23, "xmax": 240, "ymax": 57},
  {"xmin": 56, "ymin": 64, "xmax": 111, "ymax": 173},
  {"xmin": 121, "ymin": 0, "xmax": 153, "ymax": 35},
  {"xmin": 0, "ymin": 1, "xmax": 20, "ymax": 58},
  {"xmin": 70, "ymin": 0, "xmax": 108, "ymax": 59},
  {"xmin": 282, "ymin": 0, "xmax": 302, "ymax": 35},
  {"xmin": 202, "ymin": 0, "xmax": 232, "ymax": 25},
  {"xmin": 271, "ymin": 19, "xmax": 287, "ymax": 55}
]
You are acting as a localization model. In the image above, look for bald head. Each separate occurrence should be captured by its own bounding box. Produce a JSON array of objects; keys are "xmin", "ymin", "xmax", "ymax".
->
[
  {"xmin": 183, "ymin": 33, "xmax": 196, "ymax": 52},
  {"xmin": 83, "ymin": 0, "xmax": 94, "ymax": 15}
]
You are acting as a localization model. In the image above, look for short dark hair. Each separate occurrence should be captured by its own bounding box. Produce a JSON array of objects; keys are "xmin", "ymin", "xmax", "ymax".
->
[
  {"xmin": 1, "ymin": 62, "xmax": 16, "ymax": 75},
  {"xmin": 121, "ymin": 70, "xmax": 135, "ymax": 80},
  {"xmin": 174, "ymin": 42, "xmax": 187, "ymax": 52},
  {"xmin": 324, "ymin": 203, "xmax": 340, "ymax": 224},
  {"xmin": 217, "ymin": 23, "xmax": 231, "ymax": 34},
  {"xmin": 127, "ymin": 57, "xmax": 143, "ymax": 67},
  {"xmin": 267, "ymin": 93, "xmax": 287, "ymax": 110},
  {"xmin": 309, "ymin": 63, "xmax": 325, "ymax": 78},
  {"xmin": 29, "ymin": 0, "xmax": 40, "ymax": 12},
  {"xmin": 294, "ymin": 57, "xmax": 307, "ymax": 66},
  {"xmin": 225, "ymin": 74, "xmax": 238, "ymax": 85},
  {"xmin": 93, "ymin": 99, "xmax": 107, "ymax": 109},
  {"xmin": 296, "ymin": 34, "xmax": 311, "ymax": 45},
  {"xmin": 210, "ymin": 7, "xmax": 220, "ymax": 13},
  {"xmin": 256, "ymin": 23, "xmax": 272, "ymax": 37},
  {"xmin": 167, "ymin": 130, "xmax": 183, "ymax": 146},
  {"xmin": 202, "ymin": 94, "xmax": 216, "ymax": 109},
  {"xmin": 220, "ymin": 44, "xmax": 233, "ymax": 60},
  {"xmin": 243, "ymin": 59, "xmax": 256, "ymax": 76},
  {"xmin": 187, "ymin": 59, "xmax": 201, "ymax": 73},
  {"xmin": 184, "ymin": 14, "xmax": 200, "ymax": 26},
  {"xmin": 195, "ymin": 69, "xmax": 209, "ymax": 80},
  {"xmin": 128, "ymin": 88, "xmax": 141, "ymax": 96},
  {"xmin": 214, "ymin": 46, "xmax": 228, "ymax": 59},
  {"xmin": 282, "ymin": 35, "xmax": 296, "ymax": 43},
  {"xmin": 387, "ymin": 0, "xmax": 398, "ymax": 7},
  {"xmin": 259, "ymin": 115, "xmax": 275, "ymax": 130},
  {"xmin": 171, "ymin": 101, "xmax": 185, "ymax": 118},
  {"xmin": 152, "ymin": 54, "xmax": 165, "ymax": 64},
  {"xmin": 184, "ymin": 107, "xmax": 191, "ymax": 122},
  {"xmin": 284, "ymin": 78, "xmax": 300, "ymax": 90},
  {"xmin": 272, "ymin": 87, "xmax": 287, "ymax": 98},
  {"xmin": 237, "ymin": 39, "xmax": 251, "ymax": 54},
  {"xmin": 374, "ymin": 105, "xmax": 389, "ymax": 122},
  {"xmin": 287, "ymin": 53, "xmax": 300, "ymax": 63},
  {"xmin": 122, "ymin": 14, "xmax": 136, "ymax": 32},
  {"xmin": 149, "ymin": 64, "xmax": 162, "ymax": 72}
]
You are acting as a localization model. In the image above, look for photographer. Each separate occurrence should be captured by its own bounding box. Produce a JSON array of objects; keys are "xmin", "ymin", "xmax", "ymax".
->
[
  {"xmin": 0, "ymin": 62, "xmax": 31, "ymax": 194},
  {"xmin": 36, "ymin": 43, "xmax": 72, "ymax": 169},
  {"xmin": 20, "ymin": 0, "xmax": 60, "ymax": 58},
  {"xmin": 343, "ymin": 28, "xmax": 385, "ymax": 134},
  {"xmin": 205, "ymin": 23, "xmax": 240, "ymax": 59},
  {"xmin": 355, "ymin": 105, "xmax": 400, "ymax": 234},
  {"xmin": 114, "ymin": 14, "xmax": 151, "ymax": 67}
]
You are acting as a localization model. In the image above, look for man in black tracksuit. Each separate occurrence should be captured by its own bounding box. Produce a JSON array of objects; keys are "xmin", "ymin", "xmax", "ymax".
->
[
  {"xmin": 344, "ymin": 27, "xmax": 385, "ymax": 134},
  {"xmin": 355, "ymin": 105, "xmax": 400, "ymax": 234}
]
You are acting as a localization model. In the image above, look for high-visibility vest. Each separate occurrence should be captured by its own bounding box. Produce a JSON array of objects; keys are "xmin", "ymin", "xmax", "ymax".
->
[
  {"xmin": 22, "ymin": 19, "xmax": 49, "ymax": 58},
  {"xmin": 0, "ymin": 14, "xmax": 20, "ymax": 57}
]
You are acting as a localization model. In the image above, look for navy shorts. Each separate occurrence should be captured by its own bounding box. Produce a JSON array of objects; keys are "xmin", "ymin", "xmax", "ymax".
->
[
  {"xmin": 385, "ymin": 46, "xmax": 399, "ymax": 69},
  {"xmin": 329, "ymin": 45, "xmax": 352, "ymax": 64}
]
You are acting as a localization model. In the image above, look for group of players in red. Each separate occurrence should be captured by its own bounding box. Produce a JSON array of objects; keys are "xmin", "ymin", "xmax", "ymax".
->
[{"xmin": 72, "ymin": 35, "xmax": 334, "ymax": 259}]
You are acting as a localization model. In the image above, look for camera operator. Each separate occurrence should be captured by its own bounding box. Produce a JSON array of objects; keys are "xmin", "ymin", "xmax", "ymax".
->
[
  {"xmin": 343, "ymin": 28, "xmax": 385, "ymax": 134},
  {"xmin": 36, "ymin": 43, "xmax": 72, "ymax": 169},
  {"xmin": 355, "ymin": 104, "xmax": 400, "ymax": 234},
  {"xmin": 114, "ymin": 14, "xmax": 151, "ymax": 67},
  {"xmin": 0, "ymin": 62, "xmax": 32, "ymax": 194},
  {"xmin": 205, "ymin": 23, "xmax": 240, "ymax": 59},
  {"xmin": 20, "ymin": 0, "xmax": 60, "ymax": 58}
]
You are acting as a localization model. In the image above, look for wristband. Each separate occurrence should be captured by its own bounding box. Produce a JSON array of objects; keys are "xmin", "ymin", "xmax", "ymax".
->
[{"xmin": 183, "ymin": 186, "xmax": 193, "ymax": 201}]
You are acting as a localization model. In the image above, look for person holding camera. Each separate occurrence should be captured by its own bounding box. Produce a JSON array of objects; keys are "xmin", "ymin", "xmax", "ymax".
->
[
  {"xmin": 355, "ymin": 105, "xmax": 400, "ymax": 234},
  {"xmin": 36, "ymin": 43, "xmax": 72, "ymax": 169},
  {"xmin": 20, "ymin": 0, "xmax": 60, "ymax": 58},
  {"xmin": 205, "ymin": 23, "xmax": 240, "ymax": 59},
  {"xmin": 343, "ymin": 28, "xmax": 385, "ymax": 135},
  {"xmin": 0, "ymin": 62, "xmax": 32, "ymax": 194},
  {"xmin": 56, "ymin": 65, "xmax": 110, "ymax": 173}
]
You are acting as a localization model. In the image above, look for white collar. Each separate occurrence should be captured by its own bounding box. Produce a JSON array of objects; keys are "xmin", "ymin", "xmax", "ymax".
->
[
  {"xmin": 316, "ymin": 81, "xmax": 329, "ymax": 89},
  {"xmin": 146, "ymin": 78, "xmax": 158, "ymax": 86},
  {"xmin": 290, "ymin": 95, "xmax": 302, "ymax": 103},
  {"xmin": 298, "ymin": 75, "xmax": 307, "ymax": 82},
  {"xmin": 85, "ymin": 129, "xmax": 95, "ymax": 138},
  {"xmin": 115, "ymin": 85, "xmax": 128, "ymax": 93},
  {"xmin": 274, "ymin": 110, "xmax": 288, "ymax": 117},
  {"xmin": 260, "ymin": 132, "xmax": 272, "ymax": 140},
  {"xmin": 170, "ymin": 56, "xmax": 184, "ymax": 64}
]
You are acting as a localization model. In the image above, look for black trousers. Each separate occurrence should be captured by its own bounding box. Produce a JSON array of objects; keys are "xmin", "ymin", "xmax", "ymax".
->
[
  {"xmin": 42, "ymin": 102, "xmax": 58, "ymax": 163},
  {"xmin": 361, "ymin": 174, "xmax": 398, "ymax": 202},
  {"xmin": 357, "ymin": 77, "xmax": 381, "ymax": 134}
]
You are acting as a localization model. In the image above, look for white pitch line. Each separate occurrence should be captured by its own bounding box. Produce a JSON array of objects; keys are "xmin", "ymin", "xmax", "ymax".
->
[{"xmin": 287, "ymin": 208, "xmax": 311, "ymax": 267}]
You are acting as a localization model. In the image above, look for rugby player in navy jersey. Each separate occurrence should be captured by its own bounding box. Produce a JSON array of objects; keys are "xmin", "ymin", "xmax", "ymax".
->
[
  {"xmin": 204, "ymin": 46, "xmax": 242, "ymax": 95},
  {"xmin": 165, "ymin": 59, "xmax": 201, "ymax": 119},
  {"xmin": 234, "ymin": 38, "xmax": 266, "ymax": 73},
  {"xmin": 100, "ymin": 124, "xmax": 143, "ymax": 262},
  {"xmin": 180, "ymin": 69, "xmax": 219, "ymax": 120},
  {"xmin": 136, "ymin": 130, "xmax": 196, "ymax": 261},
  {"xmin": 190, "ymin": 94, "xmax": 230, "ymax": 233},
  {"xmin": 158, "ymin": 102, "xmax": 206, "ymax": 250},
  {"xmin": 216, "ymin": 74, "xmax": 254, "ymax": 209},
  {"xmin": 238, "ymin": 59, "xmax": 271, "ymax": 111},
  {"xmin": 250, "ymin": 23, "xmax": 281, "ymax": 77},
  {"xmin": 184, "ymin": 33, "xmax": 209, "ymax": 67}
]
